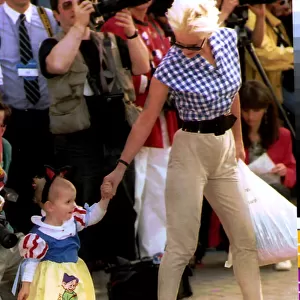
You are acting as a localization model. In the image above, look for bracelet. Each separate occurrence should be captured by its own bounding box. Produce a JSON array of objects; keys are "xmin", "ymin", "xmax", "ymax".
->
[
  {"xmin": 117, "ymin": 159, "xmax": 129, "ymax": 168},
  {"xmin": 126, "ymin": 30, "xmax": 138, "ymax": 40}
]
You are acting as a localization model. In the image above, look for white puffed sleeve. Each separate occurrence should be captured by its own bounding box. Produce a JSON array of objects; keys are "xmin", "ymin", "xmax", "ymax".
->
[{"xmin": 18, "ymin": 233, "xmax": 48, "ymax": 282}]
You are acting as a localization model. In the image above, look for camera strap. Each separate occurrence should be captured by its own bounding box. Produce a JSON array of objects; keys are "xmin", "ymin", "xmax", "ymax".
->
[
  {"xmin": 101, "ymin": 33, "xmax": 124, "ymax": 95},
  {"xmin": 37, "ymin": 6, "xmax": 54, "ymax": 37},
  {"xmin": 266, "ymin": 18, "xmax": 290, "ymax": 48}
]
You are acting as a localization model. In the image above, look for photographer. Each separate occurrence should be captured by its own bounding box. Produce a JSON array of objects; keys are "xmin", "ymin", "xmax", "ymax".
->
[
  {"xmin": 38, "ymin": 0, "xmax": 150, "ymax": 269},
  {"xmin": 245, "ymin": 0, "xmax": 294, "ymax": 111}
]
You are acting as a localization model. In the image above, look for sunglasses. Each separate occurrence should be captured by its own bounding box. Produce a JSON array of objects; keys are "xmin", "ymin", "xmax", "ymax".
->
[
  {"xmin": 172, "ymin": 38, "xmax": 206, "ymax": 51},
  {"xmin": 61, "ymin": 0, "xmax": 83, "ymax": 10}
]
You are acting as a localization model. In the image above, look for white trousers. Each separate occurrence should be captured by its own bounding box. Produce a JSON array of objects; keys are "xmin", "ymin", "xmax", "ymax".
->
[{"xmin": 134, "ymin": 114, "xmax": 171, "ymax": 258}]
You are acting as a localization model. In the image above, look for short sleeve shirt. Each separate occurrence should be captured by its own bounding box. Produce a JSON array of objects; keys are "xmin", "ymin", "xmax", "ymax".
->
[{"xmin": 154, "ymin": 27, "xmax": 241, "ymax": 121}]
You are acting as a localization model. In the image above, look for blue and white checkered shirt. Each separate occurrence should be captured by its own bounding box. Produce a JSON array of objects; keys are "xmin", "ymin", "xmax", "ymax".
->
[{"xmin": 154, "ymin": 27, "xmax": 241, "ymax": 121}]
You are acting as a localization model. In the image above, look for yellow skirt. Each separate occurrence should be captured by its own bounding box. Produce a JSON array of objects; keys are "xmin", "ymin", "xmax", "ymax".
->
[{"xmin": 27, "ymin": 258, "xmax": 95, "ymax": 300}]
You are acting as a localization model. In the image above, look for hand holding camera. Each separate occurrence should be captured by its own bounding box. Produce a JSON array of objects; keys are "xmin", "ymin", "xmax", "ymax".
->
[
  {"xmin": 249, "ymin": 4, "xmax": 266, "ymax": 17},
  {"xmin": 115, "ymin": 9, "xmax": 137, "ymax": 37},
  {"xmin": 73, "ymin": 0, "xmax": 95, "ymax": 32},
  {"xmin": 222, "ymin": 0, "xmax": 239, "ymax": 16}
]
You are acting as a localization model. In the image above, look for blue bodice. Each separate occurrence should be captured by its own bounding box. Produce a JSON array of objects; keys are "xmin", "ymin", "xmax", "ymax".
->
[{"xmin": 30, "ymin": 224, "xmax": 80, "ymax": 264}]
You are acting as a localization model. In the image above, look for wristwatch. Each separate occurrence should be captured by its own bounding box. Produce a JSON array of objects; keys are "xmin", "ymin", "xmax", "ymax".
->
[{"xmin": 126, "ymin": 29, "xmax": 139, "ymax": 40}]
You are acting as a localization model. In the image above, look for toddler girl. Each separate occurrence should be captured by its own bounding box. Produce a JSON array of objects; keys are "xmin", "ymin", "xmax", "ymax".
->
[{"xmin": 17, "ymin": 166, "xmax": 112, "ymax": 300}]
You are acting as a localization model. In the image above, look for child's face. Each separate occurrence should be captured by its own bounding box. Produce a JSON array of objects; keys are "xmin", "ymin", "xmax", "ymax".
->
[{"xmin": 48, "ymin": 182, "xmax": 77, "ymax": 222}]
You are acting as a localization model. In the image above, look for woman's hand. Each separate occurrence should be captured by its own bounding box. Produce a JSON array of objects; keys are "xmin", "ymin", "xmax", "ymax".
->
[
  {"xmin": 17, "ymin": 282, "xmax": 31, "ymax": 300},
  {"xmin": 101, "ymin": 165, "xmax": 127, "ymax": 200},
  {"xmin": 235, "ymin": 141, "xmax": 246, "ymax": 161},
  {"xmin": 115, "ymin": 9, "xmax": 136, "ymax": 37},
  {"xmin": 271, "ymin": 163, "xmax": 287, "ymax": 177}
]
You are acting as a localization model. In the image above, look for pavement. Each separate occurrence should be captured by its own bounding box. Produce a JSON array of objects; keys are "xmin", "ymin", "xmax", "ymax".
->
[{"xmin": 1, "ymin": 251, "xmax": 297, "ymax": 300}]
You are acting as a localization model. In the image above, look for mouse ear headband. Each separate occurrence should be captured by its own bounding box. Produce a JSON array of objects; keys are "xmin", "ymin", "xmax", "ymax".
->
[{"xmin": 40, "ymin": 165, "xmax": 71, "ymax": 204}]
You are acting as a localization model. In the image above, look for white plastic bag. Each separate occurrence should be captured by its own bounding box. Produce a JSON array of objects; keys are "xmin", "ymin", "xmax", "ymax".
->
[{"xmin": 225, "ymin": 160, "xmax": 297, "ymax": 268}]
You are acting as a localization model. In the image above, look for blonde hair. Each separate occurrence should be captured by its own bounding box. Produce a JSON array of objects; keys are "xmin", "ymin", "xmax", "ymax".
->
[{"xmin": 167, "ymin": 0, "xmax": 220, "ymax": 36}]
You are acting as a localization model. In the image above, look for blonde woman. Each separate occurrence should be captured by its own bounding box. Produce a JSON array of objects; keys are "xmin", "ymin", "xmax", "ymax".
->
[{"xmin": 101, "ymin": 0, "xmax": 263, "ymax": 299}]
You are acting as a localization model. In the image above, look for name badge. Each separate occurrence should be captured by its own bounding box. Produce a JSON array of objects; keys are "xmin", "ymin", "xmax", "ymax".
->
[
  {"xmin": 16, "ymin": 60, "xmax": 39, "ymax": 80},
  {"xmin": 0, "ymin": 64, "xmax": 3, "ymax": 85}
]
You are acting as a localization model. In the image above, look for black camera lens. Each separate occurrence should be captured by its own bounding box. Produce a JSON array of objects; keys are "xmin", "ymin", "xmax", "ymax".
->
[{"xmin": 0, "ymin": 224, "xmax": 18, "ymax": 249}]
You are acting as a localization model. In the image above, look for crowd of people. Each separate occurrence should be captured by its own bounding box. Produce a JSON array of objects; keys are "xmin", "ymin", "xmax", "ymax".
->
[{"xmin": 0, "ymin": 0, "xmax": 296, "ymax": 299}]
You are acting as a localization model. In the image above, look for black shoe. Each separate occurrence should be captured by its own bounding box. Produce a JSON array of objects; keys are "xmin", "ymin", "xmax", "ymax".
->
[{"xmin": 177, "ymin": 266, "xmax": 193, "ymax": 299}]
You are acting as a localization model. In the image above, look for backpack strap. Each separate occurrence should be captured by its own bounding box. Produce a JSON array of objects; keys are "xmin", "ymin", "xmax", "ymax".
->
[
  {"xmin": 115, "ymin": 35, "xmax": 131, "ymax": 70},
  {"xmin": 37, "ymin": 6, "xmax": 54, "ymax": 38},
  {"xmin": 102, "ymin": 32, "xmax": 124, "ymax": 95}
]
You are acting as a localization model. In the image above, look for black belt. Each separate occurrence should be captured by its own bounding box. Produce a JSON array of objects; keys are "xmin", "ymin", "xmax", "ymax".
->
[{"xmin": 182, "ymin": 114, "xmax": 237, "ymax": 136}]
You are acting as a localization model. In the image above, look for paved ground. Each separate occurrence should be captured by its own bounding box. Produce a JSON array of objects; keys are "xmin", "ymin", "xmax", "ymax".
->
[{"xmin": 1, "ymin": 251, "xmax": 297, "ymax": 299}]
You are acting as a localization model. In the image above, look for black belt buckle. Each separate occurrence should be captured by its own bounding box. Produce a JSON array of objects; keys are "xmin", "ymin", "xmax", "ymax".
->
[
  {"xmin": 214, "ymin": 114, "xmax": 236, "ymax": 136},
  {"xmin": 214, "ymin": 121, "xmax": 225, "ymax": 136}
]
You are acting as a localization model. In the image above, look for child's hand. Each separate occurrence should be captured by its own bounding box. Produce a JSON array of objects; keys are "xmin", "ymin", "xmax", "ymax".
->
[
  {"xmin": 17, "ymin": 282, "xmax": 31, "ymax": 300},
  {"xmin": 99, "ymin": 182, "xmax": 113, "ymax": 210},
  {"xmin": 101, "ymin": 181, "xmax": 113, "ymax": 194}
]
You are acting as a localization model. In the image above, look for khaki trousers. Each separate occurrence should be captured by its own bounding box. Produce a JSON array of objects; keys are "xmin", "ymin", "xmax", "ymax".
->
[{"xmin": 158, "ymin": 129, "xmax": 263, "ymax": 300}]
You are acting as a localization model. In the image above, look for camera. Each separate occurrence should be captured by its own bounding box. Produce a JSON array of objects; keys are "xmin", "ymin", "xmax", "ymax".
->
[
  {"xmin": 91, "ymin": 0, "xmax": 151, "ymax": 25},
  {"xmin": 0, "ymin": 188, "xmax": 19, "ymax": 249},
  {"xmin": 226, "ymin": 0, "xmax": 277, "ymax": 28},
  {"xmin": 148, "ymin": 0, "xmax": 174, "ymax": 16}
]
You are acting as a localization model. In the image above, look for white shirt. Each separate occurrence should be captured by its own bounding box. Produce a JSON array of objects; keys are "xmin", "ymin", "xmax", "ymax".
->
[{"xmin": 3, "ymin": 2, "xmax": 33, "ymax": 24}]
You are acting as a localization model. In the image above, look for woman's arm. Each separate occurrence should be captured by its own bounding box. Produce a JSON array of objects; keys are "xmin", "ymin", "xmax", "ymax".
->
[
  {"xmin": 101, "ymin": 77, "xmax": 169, "ymax": 199},
  {"xmin": 231, "ymin": 93, "xmax": 242, "ymax": 143},
  {"xmin": 231, "ymin": 93, "xmax": 245, "ymax": 160},
  {"xmin": 117, "ymin": 78, "xmax": 169, "ymax": 169}
]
